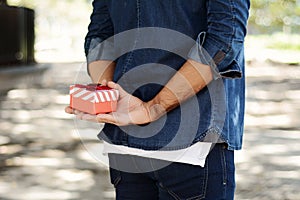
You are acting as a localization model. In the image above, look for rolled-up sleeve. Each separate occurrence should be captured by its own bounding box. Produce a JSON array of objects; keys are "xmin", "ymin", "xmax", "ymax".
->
[
  {"xmin": 84, "ymin": 0, "xmax": 114, "ymax": 64},
  {"xmin": 188, "ymin": 0, "xmax": 250, "ymax": 79}
]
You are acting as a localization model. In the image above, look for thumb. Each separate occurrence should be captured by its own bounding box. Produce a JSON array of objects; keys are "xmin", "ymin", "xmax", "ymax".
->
[
  {"xmin": 101, "ymin": 79, "xmax": 107, "ymax": 86},
  {"xmin": 65, "ymin": 106, "xmax": 75, "ymax": 114},
  {"xmin": 107, "ymin": 81, "xmax": 128, "ymax": 96}
]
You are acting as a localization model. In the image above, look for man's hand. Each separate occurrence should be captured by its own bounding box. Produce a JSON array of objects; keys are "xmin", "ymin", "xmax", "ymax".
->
[
  {"xmin": 65, "ymin": 81, "xmax": 164, "ymax": 126},
  {"xmin": 65, "ymin": 59, "xmax": 212, "ymax": 126}
]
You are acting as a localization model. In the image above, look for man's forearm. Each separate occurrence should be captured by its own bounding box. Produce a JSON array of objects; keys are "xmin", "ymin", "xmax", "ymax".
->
[
  {"xmin": 147, "ymin": 59, "xmax": 213, "ymax": 120},
  {"xmin": 88, "ymin": 60, "xmax": 116, "ymax": 83}
]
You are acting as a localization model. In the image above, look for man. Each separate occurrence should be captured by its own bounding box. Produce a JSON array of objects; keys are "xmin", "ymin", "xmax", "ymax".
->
[{"xmin": 66, "ymin": 0, "xmax": 250, "ymax": 199}]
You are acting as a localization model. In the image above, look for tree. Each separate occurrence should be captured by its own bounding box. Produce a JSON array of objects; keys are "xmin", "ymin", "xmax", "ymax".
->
[{"xmin": 249, "ymin": 0, "xmax": 300, "ymax": 33}]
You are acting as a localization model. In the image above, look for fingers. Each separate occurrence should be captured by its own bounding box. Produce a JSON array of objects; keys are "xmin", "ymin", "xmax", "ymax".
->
[
  {"xmin": 101, "ymin": 79, "xmax": 107, "ymax": 86},
  {"xmin": 65, "ymin": 106, "xmax": 89, "ymax": 118},
  {"xmin": 107, "ymin": 81, "xmax": 128, "ymax": 97},
  {"xmin": 96, "ymin": 113, "xmax": 116, "ymax": 123},
  {"xmin": 65, "ymin": 106, "xmax": 86, "ymax": 116},
  {"xmin": 78, "ymin": 113, "xmax": 121, "ymax": 125},
  {"xmin": 101, "ymin": 80, "xmax": 126, "ymax": 96},
  {"xmin": 65, "ymin": 106, "xmax": 75, "ymax": 114},
  {"xmin": 96, "ymin": 113, "xmax": 122, "ymax": 125},
  {"xmin": 65, "ymin": 104, "xmax": 120, "ymax": 125},
  {"xmin": 107, "ymin": 81, "xmax": 117, "ymax": 89},
  {"xmin": 79, "ymin": 113, "xmax": 99, "ymax": 123},
  {"xmin": 73, "ymin": 110, "xmax": 120, "ymax": 125}
]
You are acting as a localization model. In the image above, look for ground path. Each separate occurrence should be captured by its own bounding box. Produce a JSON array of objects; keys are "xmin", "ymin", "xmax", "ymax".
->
[{"xmin": 0, "ymin": 61, "xmax": 299, "ymax": 200}]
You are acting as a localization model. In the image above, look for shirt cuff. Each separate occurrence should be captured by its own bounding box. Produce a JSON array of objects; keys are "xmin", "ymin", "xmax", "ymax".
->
[
  {"xmin": 188, "ymin": 32, "xmax": 242, "ymax": 79},
  {"xmin": 86, "ymin": 38, "xmax": 115, "ymax": 64}
]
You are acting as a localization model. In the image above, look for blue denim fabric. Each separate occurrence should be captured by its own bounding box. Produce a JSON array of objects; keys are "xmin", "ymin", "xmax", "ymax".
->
[
  {"xmin": 84, "ymin": 0, "xmax": 250, "ymax": 150},
  {"xmin": 109, "ymin": 143, "xmax": 235, "ymax": 200}
]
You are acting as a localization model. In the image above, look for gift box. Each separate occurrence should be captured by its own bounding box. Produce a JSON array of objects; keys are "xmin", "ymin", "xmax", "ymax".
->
[{"xmin": 69, "ymin": 84, "xmax": 119, "ymax": 114}]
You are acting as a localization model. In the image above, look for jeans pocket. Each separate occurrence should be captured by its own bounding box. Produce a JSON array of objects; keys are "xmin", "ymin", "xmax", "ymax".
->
[
  {"xmin": 157, "ymin": 162, "xmax": 209, "ymax": 200},
  {"xmin": 109, "ymin": 167, "xmax": 122, "ymax": 187}
]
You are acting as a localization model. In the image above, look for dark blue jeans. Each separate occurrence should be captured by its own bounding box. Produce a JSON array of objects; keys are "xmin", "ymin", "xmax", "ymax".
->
[{"xmin": 108, "ymin": 143, "xmax": 235, "ymax": 200}]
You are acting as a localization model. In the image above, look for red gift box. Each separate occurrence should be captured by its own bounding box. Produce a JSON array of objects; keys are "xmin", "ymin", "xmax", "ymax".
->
[{"xmin": 69, "ymin": 84, "xmax": 119, "ymax": 114}]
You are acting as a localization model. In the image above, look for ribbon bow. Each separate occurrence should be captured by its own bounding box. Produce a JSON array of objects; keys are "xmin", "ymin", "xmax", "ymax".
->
[{"xmin": 74, "ymin": 84, "xmax": 112, "ymax": 91}]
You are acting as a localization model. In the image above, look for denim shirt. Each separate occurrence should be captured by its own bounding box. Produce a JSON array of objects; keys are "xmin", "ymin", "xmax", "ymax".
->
[{"xmin": 84, "ymin": 0, "xmax": 250, "ymax": 151}]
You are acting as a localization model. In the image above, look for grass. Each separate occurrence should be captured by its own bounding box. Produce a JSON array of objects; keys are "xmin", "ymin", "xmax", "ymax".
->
[
  {"xmin": 267, "ymin": 41, "xmax": 300, "ymax": 51},
  {"xmin": 246, "ymin": 33, "xmax": 300, "ymax": 52},
  {"xmin": 245, "ymin": 33, "xmax": 300, "ymax": 64}
]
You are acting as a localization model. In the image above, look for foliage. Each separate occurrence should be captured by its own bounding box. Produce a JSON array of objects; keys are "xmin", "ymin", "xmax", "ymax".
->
[
  {"xmin": 249, "ymin": 0, "xmax": 300, "ymax": 34},
  {"xmin": 6, "ymin": 0, "xmax": 300, "ymax": 37}
]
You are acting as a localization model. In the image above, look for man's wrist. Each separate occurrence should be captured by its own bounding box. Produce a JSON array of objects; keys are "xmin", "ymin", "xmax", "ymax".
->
[
  {"xmin": 88, "ymin": 60, "xmax": 116, "ymax": 83},
  {"xmin": 146, "ymin": 99, "xmax": 167, "ymax": 122},
  {"xmin": 144, "ymin": 59, "xmax": 213, "ymax": 123}
]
